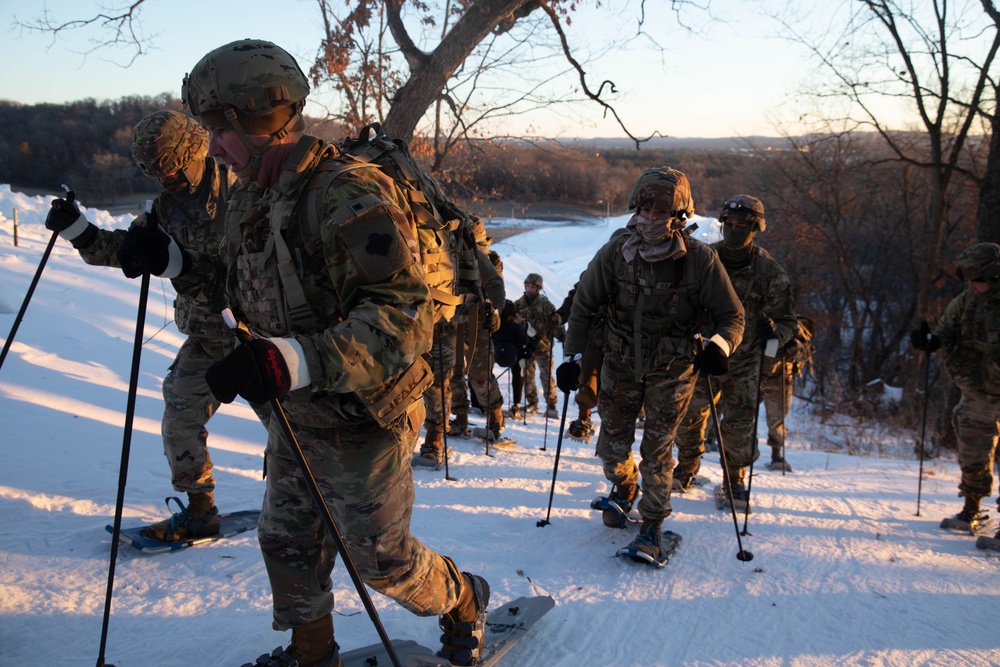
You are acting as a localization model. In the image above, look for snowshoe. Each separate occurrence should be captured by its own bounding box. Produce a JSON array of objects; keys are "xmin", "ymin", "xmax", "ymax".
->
[
  {"xmin": 768, "ymin": 457, "xmax": 793, "ymax": 472},
  {"xmin": 471, "ymin": 426, "xmax": 517, "ymax": 449},
  {"xmin": 976, "ymin": 530, "xmax": 1000, "ymax": 552},
  {"xmin": 145, "ymin": 494, "xmax": 219, "ymax": 542},
  {"xmin": 714, "ymin": 484, "xmax": 751, "ymax": 514},
  {"xmin": 591, "ymin": 484, "xmax": 638, "ymax": 528},
  {"xmin": 544, "ymin": 407, "xmax": 560, "ymax": 419},
  {"xmin": 448, "ymin": 419, "xmax": 471, "ymax": 438},
  {"xmin": 241, "ymin": 644, "xmax": 341, "ymax": 667},
  {"xmin": 567, "ymin": 418, "xmax": 595, "ymax": 443},
  {"xmin": 525, "ymin": 404, "xmax": 539, "ymax": 414},
  {"xmin": 940, "ymin": 508, "xmax": 994, "ymax": 536},
  {"xmin": 438, "ymin": 573, "xmax": 490, "ymax": 666},
  {"xmin": 616, "ymin": 523, "xmax": 683, "ymax": 568},
  {"xmin": 506, "ymin": 404, "xmax": 523, "ymax": 421},
  {"xmin": 412, "ymin": 449, "xmax": 444, "ymax": 470}
]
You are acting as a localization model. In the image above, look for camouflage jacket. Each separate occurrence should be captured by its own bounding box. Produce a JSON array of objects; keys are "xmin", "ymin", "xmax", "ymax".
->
[
  {"xmin": 77, "ymin": 158, "xmax": 235, "ymax": 353},
  {"xmin": 514, "ymin": 292, "xmax": 558, "ymax": 354},
  {"xmin": 176, "ymin": 136, "xmax": 434, "ymax": 427},
  {"xmin": 711, "ymin": 241, "xmax": 798, "ymax": 361},
  {"xmin": 566, "ymin": 234, "xmax": 744, "ymax": 376},
  {"xmin": 934, "ymin": 286, "xmax": 1000, "ymax": 396}
]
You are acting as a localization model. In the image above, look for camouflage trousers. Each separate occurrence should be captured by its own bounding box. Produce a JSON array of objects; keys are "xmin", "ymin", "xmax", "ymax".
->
[
  {"xmin": 423, "ymin": 321, "xmax": 457, "ymax": 433},
  {"xmin": 161, "ymin": 336, "xmax": 224, "ymax": 494},
  {"xmin": 451, "ymin": 322, "xmax": 503, "ymax": 417},
  {"xmin": 952, "ymin": 390, "xmax": 1000, "ymax": 503},
  {"xmin": 675, "ymin": 350, "xmax": 763, "ymax": 484},
  {"xmin": 258, "ymin": 401, "xmax": 465, "ymax": 630},
  {"xmin": 595, "ymin": 354, "xmax": 698, "ymax": 522},
  {"xmin": 524, "ymin": 344, "xmax": 557, "ymax": 410},
  {"xmin": 760, "ymin": 356, "xmax": 795, "ymax": 458}
]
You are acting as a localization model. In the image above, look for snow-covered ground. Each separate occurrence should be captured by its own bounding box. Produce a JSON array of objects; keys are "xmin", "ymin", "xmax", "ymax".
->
[{"xmin": 1, "ymin": 184, "xmax": 998, "ymax": 666}]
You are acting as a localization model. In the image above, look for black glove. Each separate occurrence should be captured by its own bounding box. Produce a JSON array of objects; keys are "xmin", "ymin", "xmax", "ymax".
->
[
  {"xmin": 46, "ymin": 195, "xmax": 97, "ymax": 248},
  {"xmin": 556, "ymin": 359, "xmax": 581, "ymax": 393},
  {"xmin": 910, "ymin": 321, "xmax": 941, "ymax": 353},
  {"xmin": 116, "ymin": 221, "xmax": 189, "ymax": 279},
  {"xmin": 482, "ymin": 304, "xmax": 501, "ymax": 334},
  {"xmin": 694, "ymin": 340, "xmax": 729, "ymax": 376},
  {"xmin": 205, "ymin": 338, "xmax": 292, "ymax": 404},
  {"xmin": 756, "ymin": 316, "xmax": 778, "ymax": 343}
]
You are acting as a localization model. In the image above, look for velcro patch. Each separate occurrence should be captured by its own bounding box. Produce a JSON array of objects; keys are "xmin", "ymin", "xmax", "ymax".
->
[{"xmin": 337, "ymin": 197, "xmax": 413, "ymax": 284}]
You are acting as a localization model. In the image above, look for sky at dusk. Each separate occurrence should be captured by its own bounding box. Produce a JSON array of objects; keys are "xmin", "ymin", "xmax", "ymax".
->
[{"xmin": 2, "ymin": 0, "xmax": 915, "ymax": 139}]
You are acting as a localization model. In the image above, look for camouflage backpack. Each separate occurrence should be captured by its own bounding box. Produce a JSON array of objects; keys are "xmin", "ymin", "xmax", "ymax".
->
[
  {"xmin": 781, "ymin": 315, "xmax": 816, "ymax": 370},
  {"xmin": 337, "ymin": 122, "xmax": 483, "ymax": 323}
]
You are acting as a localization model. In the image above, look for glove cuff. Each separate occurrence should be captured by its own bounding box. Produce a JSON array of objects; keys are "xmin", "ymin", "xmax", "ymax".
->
[
  {"xmin": 68, "ymin": 222, "xmax": 99, "ymax": 249},
  {"xmin": 61, "ymin": 214, "xmax": 95, "ymax": 243},
  {"xmin": 269, "ymin": 337, "xmax": 311, "ymax": 391},
  {"xmin": 159, "ymin": 238, "xmax": 191, "ymax": 279},
  {"xmin": 706, "ymin": 334, "xmax": 731, "ymax": 357}
]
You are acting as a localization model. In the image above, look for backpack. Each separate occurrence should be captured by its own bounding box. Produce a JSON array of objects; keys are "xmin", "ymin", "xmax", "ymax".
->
[
  {"xmin": 336, "ymin": 122, "xmax": 483, "ymax": 323},
  {"xmin": 781, "ymin": 315, "xmax": 816, "ymax": 369}
]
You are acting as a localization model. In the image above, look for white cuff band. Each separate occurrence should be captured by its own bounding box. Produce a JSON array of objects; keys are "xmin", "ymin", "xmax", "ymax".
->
[
  {"xmin": 61, "ymin": 214, "xmax": 92, "ymax": 241},
  {"xmin": 160, "ymin": 238, "xmax": 186, "ymax": 279},
  {"xmin": 707, "ymin": 334, "xmax": 731, "ymax": 357},
  {"xmin": 270, "ymin": 337, "xmax": 311, "ymax": 391}
]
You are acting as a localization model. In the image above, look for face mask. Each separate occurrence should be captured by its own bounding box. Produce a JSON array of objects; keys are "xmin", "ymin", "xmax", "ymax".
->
[
  {"xmin": 722, "ymin": 223, "xmax": 755, "ymax": 249},
  {"xmin": 633, "ymin": 214, "xmax": 673, "ymax": 244}
]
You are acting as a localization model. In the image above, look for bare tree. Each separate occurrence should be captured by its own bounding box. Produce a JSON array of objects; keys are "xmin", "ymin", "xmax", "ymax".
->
[{"xmin": 776, "ymin": 0, "xmax": 1000, "ymax": 321}]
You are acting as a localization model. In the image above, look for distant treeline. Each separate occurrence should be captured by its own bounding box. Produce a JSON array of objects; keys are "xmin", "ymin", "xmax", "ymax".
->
[{"xmin": 0, "ymin": 95, "xmax": 764, "ymax": 216}]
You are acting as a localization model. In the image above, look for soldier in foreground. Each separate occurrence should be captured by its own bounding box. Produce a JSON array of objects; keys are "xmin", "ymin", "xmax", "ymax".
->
[
  {"xmin": 116, "ymin": 40, "xmax": 489, "ymax": 667},
  {"xmin": 44, "ymin": 110, "xmax": 254, "ymax": 542},
  {"xmin": 561, "ymin": 167, "xmax": 744, "ymax": 566},
  {"xmin": 912, "ymin": 242, "xmax": 1000, "ymax": 537}
]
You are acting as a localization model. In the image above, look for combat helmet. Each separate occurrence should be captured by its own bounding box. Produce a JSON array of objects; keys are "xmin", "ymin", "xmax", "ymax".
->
[
  {"xmin": 719, "ymin": 194, "xmax": 766, "ymax": 232},
  {"xmin": 955, "ymin": 242, "xmax": 1000, "ymax": 283},
  {"xmin": 627, "ymin": 167, "xmax": 695, "ymax": 222},
  {"xmin": 525, "ymin": 273, "xmax": 544, "ymax": 289},
  {"xmin": 182, "ymin": 39, "xmax": 310, "ymax": 180},
  {"xmin": 131, "ymin": 111, "xmax": 209, "ymax": 192}
]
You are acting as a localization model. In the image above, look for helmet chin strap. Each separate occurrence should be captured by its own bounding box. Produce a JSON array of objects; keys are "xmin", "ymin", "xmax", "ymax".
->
[{"xmin": 223, "ymin": 107, "xmax": 300, "ymax": 183}]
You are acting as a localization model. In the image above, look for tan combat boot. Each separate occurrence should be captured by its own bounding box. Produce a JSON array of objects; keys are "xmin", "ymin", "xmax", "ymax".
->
[{"xmin": 146, "ymin": 491, "xmax": 220, "ymax": 542}]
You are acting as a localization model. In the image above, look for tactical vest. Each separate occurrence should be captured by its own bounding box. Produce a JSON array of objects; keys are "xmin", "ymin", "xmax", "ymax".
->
[
  {"xmin": 604, "ymin": 238, "xmax": 698, "ymax": 377},
  {"xmin": 228, "ymin": 138, "xmax": 432, "ymax": 428},
  {"xmin": 340, "ymin": 123, "xmax": 482, "ymax": 323}
]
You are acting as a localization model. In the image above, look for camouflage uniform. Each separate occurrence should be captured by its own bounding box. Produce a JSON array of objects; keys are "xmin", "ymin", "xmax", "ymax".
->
[
  {"xmin": 565, "ymin": 170, "xmax": 744, "ymax": 525},
  {"xmin": 176, "ymin": 132, "xmax": 473, "ymax": 628},
  {"xmin": 73, "ymin": 148, "xmax": 246, "ymax": 496},
  {"xmin": 674, "ymin": 241, "xmax": 798, "ymax": 486},
  {"xmin": 556, "ymin": 272, "xmax": 611, "ymax": 427},
  {"xmin": 515, "ymin": 280, "xmax": 559, "ymax": 413},
  {"xmin": 760, "ymin": 355, "xmax": 795, "ymax": 459},
  {"xmin": 931, "ymin": 243, "xmax": 1000, "ymax": 512}
]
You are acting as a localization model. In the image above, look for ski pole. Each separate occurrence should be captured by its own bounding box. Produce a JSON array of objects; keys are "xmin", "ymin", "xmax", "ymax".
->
[
  {"xmin": 437, "ymin": 331, "xmax": 456, "ymax": 482},
  {"xmin": 0, "ymin": 185, "xmax": 71, "ymax": 373},
  {"xmin": 537, "ymin": 390, "xmax": 571, "ymax": 527},
  {"xmin": 541, "ymin": 345, "xmax": 553, "ymax": 451},
  {"xmin": 484, "ymin": 310, "xmax": 494, "ymax": 458},
  {"xmin": 222, "ymin": 310, "xmax": 404, "ymax": 667},
  {"xmin": 780, "ymin": 362, "xmax": 788, "ymax": 477},
  {"xmin": 96, "ymin": 200, "xmax": 156, "ymax": 667},
  {"xmin": 916, "ymin": 349, "xmax": 931, "ymax": 517},
  {"xmin": 696, "ymin": 335, "xmax": 753, "ymax": 562},
  {"xmin": 741, "ymin": 349, "xmax": 768, "ymax": 536}
]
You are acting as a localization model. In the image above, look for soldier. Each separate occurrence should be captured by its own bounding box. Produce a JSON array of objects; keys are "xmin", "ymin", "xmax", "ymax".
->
[
  {"xmin": 43, "ymin": 110, "xmax": 258, "ymax": 542},
  {"xmin": 759, "ymin": 316, "xmax": 814, "ymax": 472},
  {"xmin": 449, "ymin": 246, "xmax": 509, "ymax": 444},
  {"xmin": 114, "ymin": 40, "xmax": 489, "ymax": 667},
  {"xmin": 912, "ymin": 242, "xmax": 1000, "ymax": 535},
  {"xmin": 561, "ymin": 167, "xmax": 744, "ymax": 565},
  {"xmin": 515, "ymin": 273, "xmax": 560, "ymax": 419},
  {"xmin": 674, "ymin": 195, "xmax": 798, "ymax": 506}
]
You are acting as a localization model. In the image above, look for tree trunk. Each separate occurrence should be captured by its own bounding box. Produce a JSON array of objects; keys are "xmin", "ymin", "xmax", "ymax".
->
[
  {"xmin": 977, "ymin": 106, "xmax": 1000, "ymax": 244},
  {"xmin": 382, "ymin": 0, "xmax": 532, "ymax": 143}
]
